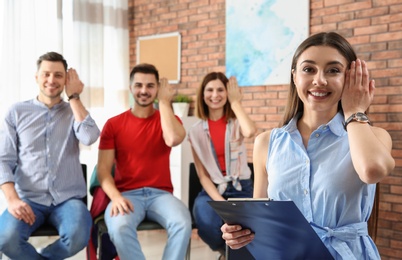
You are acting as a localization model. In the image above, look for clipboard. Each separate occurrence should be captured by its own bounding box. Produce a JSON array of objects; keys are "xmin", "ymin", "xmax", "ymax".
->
[{"xmin": 208, "ymin": 200, "xmax": 334, "ymax": 260}]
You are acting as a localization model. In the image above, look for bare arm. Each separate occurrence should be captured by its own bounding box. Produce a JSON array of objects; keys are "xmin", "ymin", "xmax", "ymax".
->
[
  {"xmin": 227, "ymin": 76, "xmax": 256, "ymax": 138},
  {"xmin": 221, "ymin": 130, "xmax": 271, "ymax": 249},
  {"xmin": 158, "ymin": 78, "xmax": 186, "ymax": 147},
  {"xmin": 65, "ymin": 68, "xmax": 88, "ymax": 122},
  {"xmin": 1, "ymin": 182, "xmax": 35, "ymax": 225},
  {"xmin": 191, "ymin": 148, "xmax": 225, "ymax": 201},
  {"xmin": 342, "ymin": 59, "xmax": 395, "ymax": 183},
  {"xmin": 252, "ymin": 131, "xmax": 270, "ymax": 198},
  {"xmin": 97, "ymin": 149, "xmax": 134, "ymax": 216}
]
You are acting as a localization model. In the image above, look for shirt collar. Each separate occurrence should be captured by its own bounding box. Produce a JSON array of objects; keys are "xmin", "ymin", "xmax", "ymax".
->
[
  {"xmin": 284, "ymin": 111, "xmax": 345, "ymax": 137},
  {"xmin": 33, "ymin": 97, "xmax": 67, "ymax": 110}
]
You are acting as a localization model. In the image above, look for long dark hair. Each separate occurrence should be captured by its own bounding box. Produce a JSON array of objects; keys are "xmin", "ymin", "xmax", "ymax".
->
[
  {"xmin": 281, "ymin": 32, "xmax": 357, "ymax": 126},
  {"xmin": 195, "ymin": 72, "xmax": 236, "ymax": 121},
  {"xmin": 281, "ymin": 32, "xmax": 378, "ymax": 240}
]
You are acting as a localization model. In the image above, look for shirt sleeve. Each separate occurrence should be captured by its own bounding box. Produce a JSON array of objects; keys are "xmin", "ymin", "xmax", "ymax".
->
[
  {"xmin": 73, "ymin": 114, "xmax": 100, "ymax": 146},
  {"xmin": 0, "ymin": 109, "xmax": 18, "ymax": 184},
  {"xmin": 98, "ymin": 119, "xmax": 115, "ymax": 150}
]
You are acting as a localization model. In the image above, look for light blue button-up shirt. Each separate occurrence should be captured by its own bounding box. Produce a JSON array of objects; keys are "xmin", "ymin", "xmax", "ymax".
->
[
  {"xmin": 267, "ymin": 112, "xmax": 380, "ymax": 259},
  {"xmin": 0, "ymin": 98, "xmax": 100, "ymax": 206}
]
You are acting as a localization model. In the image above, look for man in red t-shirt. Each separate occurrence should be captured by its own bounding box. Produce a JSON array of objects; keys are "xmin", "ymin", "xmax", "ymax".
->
[{"xmin": 97, "ymin": 64, "xmax": 191, "ymax": 260}]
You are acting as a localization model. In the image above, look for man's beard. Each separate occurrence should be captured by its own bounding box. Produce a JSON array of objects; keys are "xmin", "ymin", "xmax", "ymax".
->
[{"xmin": 135, "ymin": 95, "xmax": 154, "ymax": 107}]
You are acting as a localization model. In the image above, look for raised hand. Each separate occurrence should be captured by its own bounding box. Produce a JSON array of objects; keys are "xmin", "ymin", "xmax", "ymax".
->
[
  {"xmin": 65, "ymin": 68, "xmax": 84, "ymax": 97},
  {"xmin": 157, "ymin": 78, "xmax": 175, "ymax": 104},
  {"xmin": 227, "ymin": 76, "xmax": 243, "ymax": 105},
  {"xmin": 341, "ymin": 59, "xmax": 375, "ymax": 117}
]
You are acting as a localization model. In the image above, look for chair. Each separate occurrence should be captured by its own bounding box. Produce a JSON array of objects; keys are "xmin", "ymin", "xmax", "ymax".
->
[
  {"xmin": 93, "ymin": 214, "xmax": 167, "ymax": 259},
  {"xmin": 0, "ymin": 164, "xmax": 87, "ymax": 259},
  {"xmin": 188, "ymin": 162, "xmax": 254, "ymax": 217},
  {"xmin": 188, "ymin": 163, "xmax": 203, "ymax": 225},
  {"xmin": 29, "ymin": 164, "xmax": 88, "ymax": 237},
  {"xmin": 91, "ymin": 164, "xmax": 191, "ymax": 260}
]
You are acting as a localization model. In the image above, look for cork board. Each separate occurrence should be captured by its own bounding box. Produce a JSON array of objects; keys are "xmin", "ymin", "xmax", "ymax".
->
[{"xmin": 137, "ymin": 32, "xmax": 181, "ymax": 83}]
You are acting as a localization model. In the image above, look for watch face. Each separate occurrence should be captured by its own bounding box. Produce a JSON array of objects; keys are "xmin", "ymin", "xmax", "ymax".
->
[{"xmin": 355, "ymin": 112, "xmax": 369, "ymax": 123}]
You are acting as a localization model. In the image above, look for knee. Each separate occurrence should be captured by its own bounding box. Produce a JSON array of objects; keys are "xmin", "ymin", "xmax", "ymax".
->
[
  {"xmin": 60, "ymin": 215, "xmax": 92, "ymax": 253},
  {"xmin": 105, "ymin": 215, "xmax": 135, "ymax": 240},
  {"xmin": 193, "ymin": 198, "xmax": 212, "ymax": 218},
  {"xmin": 0, "ymin": 230, "xmax": 20, "ymax": 254},
  {"xmin": 64, "ymin": 233, "xmax": 89, "ymax": 254},
  {"xmin": 168, "ymin": 211, "xmax": 192, "ymax": 235}
]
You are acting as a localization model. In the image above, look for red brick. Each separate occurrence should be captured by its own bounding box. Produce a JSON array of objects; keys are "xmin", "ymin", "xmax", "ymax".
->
[
  {"xmin": 129, "ymin": 1, "xmax": 402, "ymax": 256},
  {"xmin": 338, "ymin": 1, "xmax": 373, "ymax": 12},
  {"xmin": 372, "ymin": 13, "xmax": 402, "ymax": 25},
  {"xmin": 371, "ymin": 31, "xmax": 402, "ymax": 42},
  {"xmin": 324, "ymin": 0, "xmax": 355, "ymax": 6},
  {"xmin": 355, "ymin": 6, "xmax": 389, "ymax": 18},
  {"xmin": 355, "ymin": 24, "xmax": 388, "ymax": 35}
]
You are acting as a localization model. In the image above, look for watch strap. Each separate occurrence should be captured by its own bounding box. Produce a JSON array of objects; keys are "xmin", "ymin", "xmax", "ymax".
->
[
  {"xmin": 68, "ymin": 93, "xmax": 80, "ymax": 101},
  {"xmin": 344, "ymin": 112, "xmax": 371, "ymax": 131}
]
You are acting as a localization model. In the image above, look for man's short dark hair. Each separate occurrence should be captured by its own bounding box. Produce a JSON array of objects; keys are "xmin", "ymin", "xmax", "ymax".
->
[
  {"xmin": 37, "ymin": 52, "xmax": 68, "ymax": 71},
  {"xmin": 129, "ymin": 63, "xmax": 159, "ymax": 85}
]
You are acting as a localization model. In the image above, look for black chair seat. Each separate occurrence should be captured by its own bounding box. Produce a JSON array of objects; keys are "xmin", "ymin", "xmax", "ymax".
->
[
  {"xmin": 31, "ymin": 224, "xmax": 58, "ymax": 237},
  {"xmin": 31, "ymin": 164, "xmax": 87, "ymax": 237}
]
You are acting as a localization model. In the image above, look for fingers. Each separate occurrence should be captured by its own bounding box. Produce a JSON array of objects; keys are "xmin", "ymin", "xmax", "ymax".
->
[
  {"xmin": 348, "ymin": 60, "xmax": 356, "ymax": 89},
  {"xmin": 66, "ymin": 68, "xmax": 78, "ymax": 84},
  {"xmin": 11, "ymin": 203, "xmax": 35, "ymax": 225},
  {"xmin": 355, "ymin": 59, "xmax": 363, "ymax": 87},
  {"xmin": 65, "ymin": 68, "xmax": 84, "ymax": 95},
  {"xmin": 227, "ymin": 76, "xmax": 242, "ymax": 103},
  {"xmin": 361, "ymin": 60, "xmax": 369, "ymax": 88},
  {"xmin": 110, "ymin": 200, "xmax": 134, "ymax": 217},
  {"xmin": 228, "ymin": 76, "xmax": 239, "ymax": 91},
  {"xmin": 20, "ymin": 208, "xmax": 35, "ymax": 225},
  {"xmin": 342, "ymin": 59, "xmax": 374, "ymax": 114},
  {"xmin": 348, "ymin": 59, "xmax": 369, "ymax": 89},
  {"xmin": 225, "ymin": 235, "xmax": 254, "ymax": 250},
  {"xmin": 160, "ymin": 78, "xmax": 168, "ymax": 88},
  {"xmin": 343, "ymin": 68, "xmax": 350, "ymax": 91},
  {"xmin": 221, "ymin": 223, "xmax": 242, "ymax": 233},
  {"xmin": 221, "ymin": 224, "xmax": 254, "ymax": 249},
  {"xmin": 369, "ymin": 79, "xmax": 375, "ymax": 94},
  {"xmin": 158, "ymin": 78, "xmax": 174, "ymax": 102}
]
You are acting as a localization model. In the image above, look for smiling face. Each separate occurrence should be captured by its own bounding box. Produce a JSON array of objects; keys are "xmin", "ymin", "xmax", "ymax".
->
[
  {"xmin": 203, "ymin": 79, "xmax": 228, "ymax": 113},
  {"xmin": 292, "ymin": 45, "xmax": 348, "ymax": 115},
  {"xmin": 130, "ymin": 72, "xmax": 158, "ymax": 107},
  {"xmin": 36, "ymin": 60, "xmax": 66, "ymax": 103}
]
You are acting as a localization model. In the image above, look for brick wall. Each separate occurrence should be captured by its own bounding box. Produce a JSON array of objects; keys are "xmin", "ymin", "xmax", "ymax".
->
[{"xmin": 128, "ymin": 0, "xmax": 402, "ymax": 258}]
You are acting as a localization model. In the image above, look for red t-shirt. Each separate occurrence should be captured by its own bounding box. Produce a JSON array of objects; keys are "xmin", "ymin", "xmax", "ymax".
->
[
  {"xmin": 99, "ymin": 110, "xmax": 174, "ymax": 193},
  {"xmin": 208, "ymin": 116, "xmax": 226, "ymax": 175}
]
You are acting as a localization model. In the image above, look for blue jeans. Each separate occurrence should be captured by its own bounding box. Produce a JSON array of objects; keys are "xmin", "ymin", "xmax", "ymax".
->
[
  {"xmin": 193, "ymin": 179, "xmax": 253, "ymax": 252},
  {"xmin": 104, "ymin": 187, "xmax": 192, "ymax": 260},
  {"xmin": 0, "ymin": 198, "xmax": 91, "ymax": 260}
]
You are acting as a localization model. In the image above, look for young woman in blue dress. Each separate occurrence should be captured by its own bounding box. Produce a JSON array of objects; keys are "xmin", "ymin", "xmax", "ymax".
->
[{"xmin": 221, "ymin": 32, "xmax": 395, "ymax": 259}]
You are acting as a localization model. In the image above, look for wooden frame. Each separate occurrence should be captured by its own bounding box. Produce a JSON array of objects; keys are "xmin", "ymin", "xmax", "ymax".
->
[{"xmin": 136, "ymin": 32, "xmax": 181, "ymax": 84}]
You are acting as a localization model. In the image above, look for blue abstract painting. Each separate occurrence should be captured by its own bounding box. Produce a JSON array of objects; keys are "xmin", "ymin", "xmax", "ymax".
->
[{"xmin": 226, "ymin": 0, "xmax": 309, "ymax": 86}]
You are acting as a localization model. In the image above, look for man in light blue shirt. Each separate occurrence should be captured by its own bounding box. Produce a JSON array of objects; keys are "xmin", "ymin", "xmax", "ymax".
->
[{"xmin": 0, "ymin": 52, "xmax": 100, "ymax": 259}]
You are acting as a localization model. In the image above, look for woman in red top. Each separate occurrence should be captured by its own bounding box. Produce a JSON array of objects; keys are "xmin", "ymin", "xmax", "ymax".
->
[{"xmin": 188, "ymin": 72, "xmax": 256, "ymax": 259}]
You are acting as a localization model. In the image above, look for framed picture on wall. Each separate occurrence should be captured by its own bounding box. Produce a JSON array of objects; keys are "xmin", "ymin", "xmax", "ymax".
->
[
  {"xmin": 226, "ymin": 0, "xmax": 309, "ymax": 86},
  {"xmin": 136, "ymin": 32, "xmax": 181, "ymax": 84}
]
